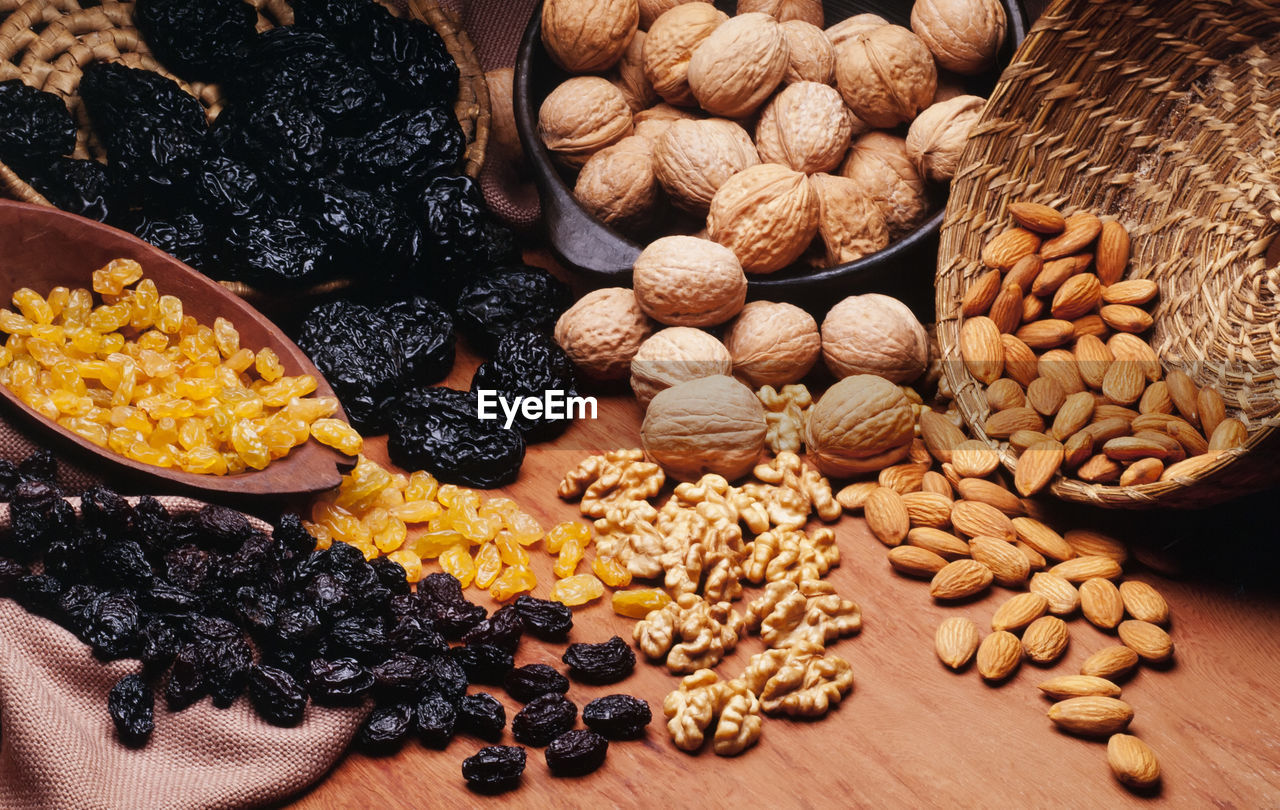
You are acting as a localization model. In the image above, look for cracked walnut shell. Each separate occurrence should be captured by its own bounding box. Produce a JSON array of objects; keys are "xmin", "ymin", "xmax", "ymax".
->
[
  {"xmin": 808, "ymin": 173, "xmax": 890, "ymax": 266},
  {"xmin": 779, "ymin": 20, "xmax": 835, "ymax": 84},
  {"xmin": 644, "ymin": 3, "xmax": 728, "ymax": 107},
  {"xmin": 834, "ymin": 24, "xmax": 937, "ymax": 128},
  {"xmin": 687, "ymin": 13, "xmax": 789, "ymax": 118},
  {"xmin": 541, "ymin": 0, "xmax": 639, "ymax": 73},
  {"xmin": 641, "ymin": 375, "xmax": 767, "ymax": 482},
  {"xmin": 631, "ymin": 327, "xmax": 733, "ymax": 408},
  {"xmin": 538, "ymin": 76, "xmax": 635, "ymax": 169},
  {"xmin": 633, "ymin": 235, "xmax": 747, "ymax": 327},
  {"xmin": 910, "ymin": 0, "xmax": 1007, "ymax": 75},
  {"xmin": 723, "ymin": 301, "xmax": 820, "ymax": 389},
  {"xmin": 555, "ymin": 287, "xmax": 655, "ymax": 380},
  {"xmin": 805, "ymin": 375, "xmax": 916, "ymax": 477},
  {"xmin": 840, "ymin": 131, "xmax": 930, "ymax": 239},
  {"xmin": 707, "ymin": 163, "xmax": 820, "ymax": 274},
  {"xmin": 755, "ymin": 82, "xmax": 861, "ymax": 174},
  {"xmin": 822, "ymin": 293, "xmax": 929, "ymax": 383},
  {"xmin": 654, "ymin": 118, "xmax": 759, "ymax": 214},
  {"xmin": 905, "ymin": 94, "xmax": 986, "ymax": 183}
]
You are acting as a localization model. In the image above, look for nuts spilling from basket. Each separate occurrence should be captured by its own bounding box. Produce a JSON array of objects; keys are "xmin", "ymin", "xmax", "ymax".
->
[{"xmin": 957, "ymin": 203, "xmax": 1249, "ymax": 495}]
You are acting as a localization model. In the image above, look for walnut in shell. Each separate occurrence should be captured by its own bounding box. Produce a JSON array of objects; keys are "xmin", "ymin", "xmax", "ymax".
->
[
  {"xmin": 632, "ymin": 235, "xmax": 747, "ymax": 327},
  {"xmin": 640, "ymin": 0, "xmax": 697, "ymax": 29},
  {"xmin": 538, "ymin": 76, "xmax": 635, "ymax": 169},
  {"xmin": 654, "ymin": 118, "xmax": 759, "ymax": 214},
  {"xmin": 707, "ymin": 163, "xmax": 820, "ymax": 274},
  {"xmin": 905, "ymin": 94, "xmax": 985, "ymax": 183},
  {"xmin": 631, "ymin": 327, "xmax": 733, "ymax": 407},
  {"xmin": 542, "ymin": 0, "xmax": 640, "ymax": 73},
  {"xmin": 808, "ymin": 173, "xmax": 890, "ymax": 266},
  {"xmin": 644, "ymin": 2, "xmax": 729, "ymax": 107},
  {"xmin": 723, "ymin": 301, "xmax": 821, "ymax": 388},
  {"xmin": 612, "ymin": 29, "xmax": 658, "ymax": 111},
  {"xmin": 755, "ymin": 82, "xmax": 860, "ymax": 175},
  {"xmin": 910, "ymin": 0, "xmax": 1007, "ymax": 75},
  {"xmin": 804, "ymin": 375, "xmax": 916, "ymax": 477},
  {"xmin": 633, "ymin": 103, "xmax": 701, "ymax": 146},
  {"xmin": 840, "ymin": 131, "xmax": 930, "ymax": 239},
  {"xmin": 642, "ymin": 375, "xmax": 767, "ymax": 481},
  {"xmin": 824, "ymin": 13, "xmax": 887, "ymax": 51},
  {"xmin": 555, "ymin": 287, "xmax": 655, "ymax": 380},
  {"xmin": 686, "ymin": 13, "xmax": 789, "ymax": 118},
  {"xmin": 821, "ymin": 293, "xmax": 929, "ymax": 383},
  {"xmin": 780, "ymin": 20, "xmax": 835, "ymax": 84},
  {"xmin": 575, "ymin": 137, "xmax": 661, "ymax": 236},
  {"xmin": 736, "ymin": 0, "xmax": 823, "ymax": 26},
  {"xmin": 833, "ymin": 24, "xmax": 937, "ymax": 128}
]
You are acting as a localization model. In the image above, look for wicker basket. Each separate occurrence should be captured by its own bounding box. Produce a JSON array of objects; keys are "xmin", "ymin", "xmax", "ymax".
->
[
  {"xmin": 0, "ymin": 0, "xmax": 490, "ymax": 306},
  {"xmin": 936, "ymin": 0, "xmax": 1280, "ymax": 509}
]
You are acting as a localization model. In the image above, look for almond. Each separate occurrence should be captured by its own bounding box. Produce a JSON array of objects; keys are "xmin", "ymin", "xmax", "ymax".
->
[
  {"xmin": 1083, "ymin": 417, "xmax": 1131, "ymax": 443},
  {"xmin": 1022, "ymin": 615, "xmax": 1070, "ymax": 663},
  {"xmin": 888, "ymin": 545, "xmax": 948, "ymax": 578},
  {"xmin": 1030, "ymin": 571, "xmax": 1080, "ymax": 615},
  {"xmin": 1100, "ymin": 361, "xmax": 1145, "ymax": 406},
  {"xmin": 984, "ymin": 407, "xmax": 1044, "ymax": 439},
  {"xmin": 1005, "ymin": 254, "xmax": 1043, "ymax": 292},
  {"xmin": 989, "ymin": 281, "xmax": 1024, "ymax": 333},
  {"xmin": 1015, "ymin": 319, "xmax": 1074, "ymax": 350},
  {"xmin": 1008, "ymin": 201, "xmax": 1065, "ymax": 234},
  {"xmin": 1107, "ymin": 333, "xmax": 1160, "ymax": 381},
  {"xmin": 976, "ymin": 631, "xmax": 1022, "ymax": 681},
  {"xmin": 921, "ymin": 470, "xmax": 953, "ymax": 497},
  {"xmin": 1080, "ymin": 645, "xmax": 1140, "ymax": 680},
  {"xmin": 1071, "ymin": 314, "xmax": 1108, "ymax": 339},
  {"xmin": 908, "ymin": 527, "xmax": 971, "ymax": 560},
  {"xmin": 1119, "ymin": 457, "xmax": 1164, "ymax": 486},
  {"xmin": 1166, "ymin": 421, "xmax": 1208, "ymax": 457},
  {"xmin": 835, "ymin": 480, "xmax": 879, "ymax": 511},
  {"xmin": 961, "ymin": 268, "xmax": 1002, "ymax": 316},
  {"xmin": 1031, "ymin": 256, "xmax": 1079, "ymax": 297},
  {"xmin": 951, "ymin": 500, "xmax": 1016, "ymax": 541},
  {"xmin": 1208, "ymin": 418, "xmax": 1248, "ymax": 451},
  {"xmin": 1037, "ymin": 349, "xmax": 1086, "ymax": 394},
  {"xmin": 907, "ymin": 436, "xmax": 933, "ymax": 466},
  {"xmin": 940, "ymin": 462, "xmax": 964, "ymax": 488},
  {"xmin": 1101, "ymin": 436, "xmax": 1167, "ymax": 463},
  {"xmin": 1196, "ymin": 387, "xmax": 1225, "ymax": 436},
  {"xmin": 1037, "ymin": 675, "xmax": 1121, "ymax": 700},
  {"xmin": 919, "ymin": 409, "xmax": 966, "ymax": 463},
  {"xmin": 986, "ymin": 378, "xmax": 1027, "ymax": 411},
  {"xmin": 1026, "ymin": 377, "xmax": 1065, "ymax": 416},
  {"xmin": 1012, "ymin": 518, "xmax": 1075, "ymax": 562},
  {"xmin": 865, "ymin": 486, "xmax": 909, "ymax": 546},
  {"xmin": 1117, "ymin": 580, "xmax": 1169, "ymax": 624},
  {"xmin": 901, "ymin": 491, "xmax": 952, "ymax": 528},
  {"xmin": 1138, "ymin": 380, "xmax": 1173, "ymax": 414},
  {"xmin": 879, "ymin": 462, "xmax": 928, "ymax": 494},
  {"xmin": 1051, "ymin": 273, "xmax": 1102, "ymax": 320},
  {"xmin": 981, "ymin": 227, "xmax": 1042, "ymax": 269},
  {"xmin": 1014, "ymin": 439, "xmax": 1064, "ymax": 496},
  {"xmin": 1048, "ymin": 696, "xmax": 1133, "ymax": 736},
  {"xmin": 990, "ymin": 592, "xmax": 1049, "ymax": 632},
  {"xmin": 930, "ymin": 559, "xmax": 994, "ymax": 600},
  {"xmin": 1051, "ymin": 391, "xmax": 1096, "ymax": 441},
  {"xmin": 1095, "ymin": 219, "xmax": 1130, "ymax": 285},
  {"xmin": 1062, "ymin": 430, "xmax": 1094, "ymax": 468},
  {"xmin": 935, "ymin": 616, "xmax": 981, "ymax": 669},
  {"xmin": 956, "ymin": 478, "xmax": 1024, "ymax": 516},
  {"xmin": 1166, "ymin": 370, "xmax": 1202, "ymax": 424},
  {"xmin": 1074, "ymin": 334, "xmax": 1113, "ymax": 389},
  {"xmin": 1117, "ymin": 620, "xmax": 1173, "ymax": 662},
  {"xmin": 1108, "ymin": 734, "xmax": 1161, "ymax": 790},
  {"xmin": 1076, "ymin": 453, "xmax": 1121, "ymax": 482},
  {"xmin": 1128, "ymin": 412, "xmax": 1186, "ymax": 433},
  {"xmin": 1009, "ymin": 429, "xmax": 1051, "ymax": 453},
  {"xmin": 1050, "ymin": 555, "xmax": 1123, "ymax": 583},
  {"xmin": 1063, "ymin": 529, "xmax": 1129, "ymax": 563},
  {"xmin": 1020, "ymin": 294, "xmax": 1042, "ymax": 322},
  {"xmin": 1101, "ymin": 278, "xmax": 1157, "ymax": 306},
  {"xmin": 1080, "ymin": 578, "xmax": 1125, "ymax": 630},
  {"xmin": 950, "ymin": 439, "xmax": 1001, "ymax": 477},
  {"xmin": 960, "ymin": 316, "xmax": 1004, "ymax": 384},
  {"xmin": 1000, "ymin": 334, "xmax": 1039, "ymax": 386},
  {"xmin": 970, "ymin": 536, "xmax": 1031, "ymax": 586},
  {"xmin": 1160, "ymin": 452, "xmax": 1222, "ymax": 481},
  {"xmin": 1100, "ymin": 304, "xmax": 1153, "ymax": 334},
  {"xmin": 1015, "ymin": 541, "xmax": 1047, "ymax": 570},
  {"xmin": 1041, "ymin": 212, "xmax": 1102, "ymax": 259}
]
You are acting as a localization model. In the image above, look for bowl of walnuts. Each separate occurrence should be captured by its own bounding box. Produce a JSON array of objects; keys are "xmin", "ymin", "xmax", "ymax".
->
[{"xmin": 515, "ymin": 0, "xmax": 1028, "ymax": 313}]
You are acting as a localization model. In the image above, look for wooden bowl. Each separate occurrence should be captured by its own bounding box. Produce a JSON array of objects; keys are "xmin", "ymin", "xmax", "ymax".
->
[
  {"xmin": 514, "ymin": 0, "xmax": 1028, "ymax": 316},
  {"xmin": 0, "ymin": 199, "xmax": 355, "ymax": 499}
]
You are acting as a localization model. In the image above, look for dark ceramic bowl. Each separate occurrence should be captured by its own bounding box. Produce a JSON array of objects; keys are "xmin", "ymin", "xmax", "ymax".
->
[{"xmin": 514, "ymin": 0, "xmax": 1028, "ymax": 316}]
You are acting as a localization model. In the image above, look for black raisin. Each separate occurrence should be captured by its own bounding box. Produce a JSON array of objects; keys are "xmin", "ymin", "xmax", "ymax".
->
[
  {"xmin": 272, "ymin": 513, "xmax": 317, "ymax": 559},
  {"xmin": 512, "ymin": 595, "xmax": 573, "ymax": 641},
  {"xmin": 545, "ymin": 729, "xmax": 609, "ymax": 777},
  {"xmin": 17, "ymin": 449, "xmax": 58, "ymax": 488},
  {"xmin": 582, "ymin": 694, "xmax": 652, "ymax": 740},
  {"xmin": 421, "ymin": 653, "xmax": 468, "ymax": 705},
  {"xmin": 503, "ymin": 664, "xmax": 569, "ymax": 704},
  {"xmin": 426, "ymin": 601, "xmax": 488, "ymax": 642},
  {"xmin": 200, "ymin": 636, "xmax": 254, "ymax": 708},
  {"xmin": 461, "ymin": 745, "xmax": 525, "ymax": 794},
  {"xmin": 369, "ymin": 556, "xmax": 411, "ymax": 596},
  {"xmin": 16, "ymin": 157, "xmax": 117, "ymax": 222},
  {"xmin": 454, "ymin": 266, "xmax": 571, "ymax": 357},
  {"xmin": 165, "ymin": 644, "xmax": 206, "ymax": 711},
  {"xmin": 108, "ymin": 673, "xmax": 155, "ymax": 747},
  {"xmin": 138, "ymin": 617, "xmax": 181, "ymax": 672},
  {"xmin": 413, "ymin": 176, "xmax": 516, "ymax": 301},
  {"xmin": 248, "ymin": 665, "xmax": 308, "ymax": 727},
  {"xmin": 0, "ymin": 556, "xmax": 27, "ymax": 595},
  {"xmin": 15, "ymin": 573, "xmax": 64, "ymax": 618},
  {"xmin": 458, "ymin": 693, "xmax": 506, "ymax": 743},
  {"xmin": 452, "ymin": 643, "xmax": 514, "ymax": 686},
  {"xmin": 388, "ymin": 616, "xmax": 449, "ymax": 658},
  {"xmin": 83, "ymin": 593, "xmax": 141, "ymax": 661},
  {"xmin": 371, "ymin": 652, "xmax": 433, "ymax": 699},
  {"xmin": 470, "ymin": 330, "xmax": 577, "ymax": 442},
  {"xmin": 562, "ymin": 636, "xmax": 636, "ymax": 685},
  {"xmin": 339, "ymin": 105, "xmax": 463, "ymax": 193},
  {"xmin": 511, "ymin": 693, "xmax": 577, "ymax": 747},
  {"xmin": 307, "ymin": 657, "xmax": 375, "ymax": 705},
  {"xmin": 356, "ymin": 703, "xmax": 414, "ymax": 755},
  {"xmin": 415, "ymin": 694, "xmax": 457, "ymax": 749},
  {"xmin": 461, "ymin": 604, "xmax": 523, "ymax": 652}
]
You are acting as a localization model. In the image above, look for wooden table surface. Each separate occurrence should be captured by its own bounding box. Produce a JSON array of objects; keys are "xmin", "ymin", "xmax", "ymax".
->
[{"xmin": 285, "ymin": 349, "xmax": 1280, "ymax": 809}]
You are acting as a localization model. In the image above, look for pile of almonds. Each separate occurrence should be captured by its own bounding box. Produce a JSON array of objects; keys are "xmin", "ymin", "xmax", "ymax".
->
[{"xmin": 956, "ymin": 202, "xmax": 1249, "ymax": 495}]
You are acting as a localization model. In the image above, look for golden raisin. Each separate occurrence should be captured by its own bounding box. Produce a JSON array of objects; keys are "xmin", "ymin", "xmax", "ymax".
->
[
  {"xmin": 611, "ymin": 588, "xmax": 673, "ymax": 619},
  {"xmin": 551, "ymin": 574, "xmax": 605, "ymax": 606}
]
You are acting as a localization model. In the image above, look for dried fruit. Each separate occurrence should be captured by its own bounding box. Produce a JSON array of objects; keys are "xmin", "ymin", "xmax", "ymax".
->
[
  {"xmin": 545, "ymin": 729, "xmax": 609, "ymax": 777},
  {"xmin": 583, "ymin": 694, "xmax": 652, "ymax": 740},
  {"xmin": 462, "ymin": 745, "xmax": 526, "ymax": 794},
  {"xmin": 1117, "ymin": 581, "xmax": 1169, "ymax": 625},
  {"xmin": 562, "ymin": 636, "xmax": 636, "ymax": 684},
  {"xmin": 1080, "ymin": 645, "xmax": 1140, "ymax": 680},
  {"xmin": 512, "ymin": 693, "xmax": 578, "ymax": 746}
]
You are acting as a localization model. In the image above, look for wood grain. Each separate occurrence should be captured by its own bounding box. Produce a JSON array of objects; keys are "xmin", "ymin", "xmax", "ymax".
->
[{"xmin": 288, "ymin": 350, "xmax": 1280, "ymax": 809}]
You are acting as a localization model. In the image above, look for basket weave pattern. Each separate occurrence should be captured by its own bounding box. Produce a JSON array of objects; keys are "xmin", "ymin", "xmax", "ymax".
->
[{"xmin": 937, "ymin": 0, "xmax": 1280, "ymax": 508}]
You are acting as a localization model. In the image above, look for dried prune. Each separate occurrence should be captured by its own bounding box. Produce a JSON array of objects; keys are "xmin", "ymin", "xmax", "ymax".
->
[
  {"xmin": 511, "ymin": 693, "xmax": 577, "ymax": 747},
  {"xmin": 17, "ymin": 450, "xmax": 58, "ymax": 488},
  {"xmin": 216, "ymin": 94, "xmax": 336, "ymax": 183},
  {"xmin": 303, "ymin": 573, "xmax": 351, "ymax": 620},
  {"xmin": 458, "ymin": 693, "xmax": 506, "ymax": 742},
  {"xmin": 0, "ymin": 557, "xmax": 27, "ymax": 595},
  {"xmin": 101, "ymin": 541, "xmax": 154, "ymax": 591},
  {"xmin": 84, "ymin": 593, "xmax": 141, "ymax": 660},
  {"xmin": 0, "ymin": 80, "xmax": 75, "ymax": 163},
  {"xmin": 273, "ymin": 604, "xmax": 323, "ymax": 650},
  {"xmin": 415, "ymin": 694, "xmax": 457, "ymax": 749},
  {"xmin": 164, "ymin": 546, "xmax": 211, "ymax": 593},
  {"xmin": 562, "ymin": 636, "xmax": 636, "ymax": 685},
  {"xmin": 305, "ymin": 181, "xmax": 422, "ymax": 281},
  {"xmin": 294, "ymin": 300, "xmax": 407, "ymax": 433},
  {"xmin": 144, "ymin": 582, "xmax": 203, "ymax": 616},
  {"xmin": 388, "ymin": 616, "xmax": 449, "ymax": 658},
  {"xmin": 292, "ymin": 0, "xmax": 373, "ymax": 35},
  {"xmin": 58, "ymin": 583, "xmax": 98, "ymax": 635},
  {"xmin": 189, "ymin": 155, "xmax": 265, "ymax": 221},
  {"xmin": 272, "ymin": 513, "xmax": 318, "ymax": 560},
  {"xmin": 346, "ymin": 10, "xmax": 458, "ymax": 107},
  {"xmin": 139, "ymin": 617, "xmax": 181, "ymax": 671},
  {"xmin": 248, "ymin": 664, "xmax": 307, "ymax": 727},
  {"xmin": 326, "ymin": 616, "xmax": 391, "ymax": 663},
  {"xmin": 234, "ymin": 586, "xmax": 280, "ymax": 633},
  {"xmin": 545, "ymin": 729, "xmax": 608, "ymax": 777},
  {"xmin": 308, "ymin": 657, "xmax": 374, "ymax": 705},
  {"xmin": 452, "ymin": 643, "xmax": 514, "ymax": 686},
  {"xmin": 415, "ymin": 176, "xmax": 518, "ymax": 300},
  {"xmin": 387, "ymin": 387, "xmax": 525, "ymax": 489},
  {"xmin": 339, "ymin": 105, "xmax": 463, "ymax": 194},
  {"xmin": 461, "ymin": 745, "xmax": 526, "ymax": 794},
  {"xmin": 504, "ymin": 664, "xmax": 569, "ymax": 704},
  {"xmin": 166, "ymin": 643, "xmax": 206, "ymax": 711},
  {"xmin": 0, "ymin": 459, "xmax": 20, "ymax": 499},
  {"xmin": 383, "ymin": 297, "xmax": 456, "ymax": 385},
  {"xmin": 134, "ymin": 0, "xmax": 257, "ymax": 83},
  {"xmin": 44, "ymin": 534, "xmax": 89, "ymax": 585},
  {"xmin": 129, "ymin": 209, "xmax": 210, "ymax": 269},
  {"xmin": 357, "ymin": 703, "xmax": 414, "ymax": 754},
  {"xmin": 418, "ymin": 572, "xmax": 467, "ymax": 605},
  {"xmin": 16, "ymin": 157, "xmax": 116, "ymax": 222},
  {"xmin": 108, "ymin": 673, "xmax": 155, "ymax": 747},
  {"xmin": 372, "ymin": 652, "xmax": 433, "ymax": 699},
  {"xmin": 7, "ymin": 483, "xmax": 73, "ymax": 561},
  {"xmin": 461, "ymin": 605, "xmax": 523, "ymax": 652},
  {"xmin": 200, "ymin": 636, "xmax": 253, "ymax": 708},
  {"xmin": 470, "ymin": 331, "xmax": 577, "ymax": 442},
  {"xmin": 15, "ymin": 574, "xmax": 64, "ymax": 618},
  {"xmin": 421, "ymin": 653, "xmax": 468, "ymax": 704},
  {"xmin": 368, "ymin": 557, "xmax": 410, "ymax": 596},
  {"xmin": 582, "ymin": 694, "xmax": 652, "ymax": 740},
  {"xmin": 454, "ymin": 266, "xmax": 572, "ymax": 357},
  {"xmin": 222, "ymin": 214, "xmax": 335, "ymax": 289},
  {"xmin": 79, "ymin": 63, "xmax": 208, "ymax": 180},
  {"xmin": 133, "ymin": 496, "xmax": 178, "ymax": 560},
  {"xmin": 427, "ymin": 603, "xmax": 488, "ymax": 642}
]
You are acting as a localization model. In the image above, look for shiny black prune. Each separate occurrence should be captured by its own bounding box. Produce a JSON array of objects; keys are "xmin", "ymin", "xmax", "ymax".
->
[
  {"xmin": 84, "ymin": 593, "xmax": 141, "ymax": 661},
  {"xmin": 189, "ymin": 155, "xmax": 265, "ymax": 220},
  {"xmin": 562, "ymin": 636, "xmax": 636, "ymax": 685},
  {"xmin": 429, "ymin": 600, "xmax": 489, "ymax": 640},
  {"xmin": 166, "ymin": 644, "xmax": 206, "ymax": 711},
  {"xmin": 199, "ymin": 635, "xmax": 253, "ymax": 708},
  {"xmin": 471, "ymin": 331, "xmax": 577, "ymax": 442},
  {"xmin": 0, "ymin": 557, "xmax": 27, "ymax": 595},
  {"xmin": 339, "ymin": 105, "xmax": 462, "ymax": 194},
  {"xmin": 15, "ymin": 573, "xmax": 64, "ymax": 618},
  {"xmin": 452, "ymin": 643, "xmax": 514, "ymax": 686},
  {"xmin": 415, "ymin": 694, "xmax": 457, "ymax": 749},
  {"xmin": 383, "ymin": 297, "xmax": 456, "ymax": 386},
  {"xmin": 388, "ymin": 616, "xmax": 449, "ymax": 658},
  {"xmin": 196, "ymin": 505, "xmax": 255, "ymax": 551},
  {"xmin": 454, "ymin": 266, "xmax": 572, "ymax": 357},
  {"xmin": 302, "ymin": 573, "xmax": 351, "ymax": 620},
  {"xmin": 511, "ymin": 693, "xmax": 577, "ymax": 747},
  {"xmin": 58, "ymin": 584, "xmax": 98, "ymax": 635},
  {"xmin": 164, "ymin": 546, "xmax": 211, "ymax": 593},
  {"xmin": 272, "ymin": 604, "xmax": 323, "ymax": 650},
  {"xmin": 461, "ymin": 745, "xmax": 525, "ymax": 794},
  {"xmin": 414, "ymin": 176, "xmax": 518, "ymax": 301},
  {"xmin": 326, "ymin": 616, "xmax": 391, "ymax": 663},
  {"xmin": 215, "ymin": 94, "xmax": 336, "ymax": 183},
  {"xmin": 79, "ymin": 63, "xmax": 208, "ymax": 179},
  {"xmin": 234, "ymin": 586, "xmax": 279, "ymax": 634},
  {"xmin": 294, "ymin": 300, "xmax": 406, "ymax": 433},
  {"xmin": 422, "ymin": 653, "xmax": 469, "ymax": 704},
  {"xmin": 130, "ymin": 209, "xmax": 209, "ymax": 269},
  {"xmin": 0, "ymin": 459, "xmax": 20, "ymax": 499},
  {"xmin": 44, "ymin": 534, "xmax": 89, "ymax": 585},
  {"xmin": 545, "ymin": 729, "xmax": 608, "ymax": 777},
  {"xmin": 371, "ymin": 652, "xmax": 433, "ymax": 699},
  {"xmin": 292, "ymin": 0, "xmax": 373, "ymax": 35},
  {"xmin": 248, "ymin": 664, "xmax": 307, "ymax": 727},
  {"xmin": 418, "ymin": 573, "xmax": 466, "ymax": 605},
  {"xmin": 582, "ymin": 694, "xmax": 652, "ymax": 740},
  {"xmin": 357, "ymin": 703, "xmax": 414, "ymax": 754},
  {"xmin": 504, "ymin": 664, "xmax": 569, "ymax": 704},
  {"xmin": 101, "ymin": 541, "xmax": 154, "ymax": 591},
  {"xmin": 461, "ymin": 605, "xmax": 523, "ymax": 652},
  {"xmin": 132, "ymin": 495, "xmax": 178, "ymax": 560},
  {"xmin": 308, "ymin": 657, "xmax": 375, "ymax": 705},
  {"xmin": 144, "ymin": 582, "xmax": 203, "ymax": 616},
  {"xmin": 304, "ymin": 181, "xmax": 422, "ymax": 282},
  {"xmin": 80, "ymin": 486, "xmax": 133, "ymax": 538},
  {"xmin": 459, "ymin": 693, "xmax": 506, "ymax": 743},
  {"xmin": 6, "ymin": 484, "xmax": 72, "ymax": 561},
  {"xmin": 346, "ymin": 10, "xmax": 458, "ymax": 107},
  {"xmin": 17, "ymin": 450, "xmax": 58, "ymax": 488},
  {"xmin": 387, "ymin": 387, "xmax": 525, "ymax": 489},
  {"xmin": 368, "ymin": 557, "xmax": 410, "ymax": 596},
  {"xmin": 134, "ymin": 0, "xmax": 257, "ymax": 83},
  {"xmin": 16, "ymin": 157, "xmax": 116, "ymax": 222},
  {"xmin": 222, "ymin": 214, "xmax": 336, "ymax": 289},
  {"xmin": 0, "ymin": 80, "xmax": 75, "ymax": 163},
  {"xmin": 272, "ymin": 513, "xmax": 317, "ymax": 560},
  {"xmin": 108, "ymin": 673, "xmax": 155, "ymax": 747}
]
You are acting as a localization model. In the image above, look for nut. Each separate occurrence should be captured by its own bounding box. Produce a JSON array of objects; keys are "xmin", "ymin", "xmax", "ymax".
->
[
  {"xmin": 542, "ymin": 0, "xmax": 640, "ymax": 72},
  {"xmin": 779, "ymin": 20, "xmax": 835, "ymax": 84},
  {"xmin": 825, "ymin": 13, "xmax": 887, "ymax": 50},
  {"xmin": 840, "ymin": 131, "xmax": 930, "ymax": 238},
  {"xmin": 736, "ymin": 0, "xmax": 823, "ymax": 26},
  {"xmin": 904, "ymin": 95, "xmax": 985, "ymax": 182},
  {"xmin": 555, "ymin": 287, "xmax": 655, "ymax": 380},
  {"xmin": 574, "ymin": 137, "xmax": 661, "ymax": 236},
  {"xmin": 631, "ymin": 326, "xmax": 734, "ymax": 407},
  {"xmin": 707, "ymin": 163, "xmax": 819, "ymax": 274},
  {"xmin": 612, "ymin": 29, "xmax": 658, "ymax": 111},
  {"xmin": 1047, "ymin": 696, "xmax": 1134, "ymax": 737},
  {"xmin": 834, "ymin": 24, "xmax": 937, "ymax": 128},
  {"xmin": 909, "ymin": 0, "xmax": 1007, "ymax": 75},
  {"xmin": 1108, "ymin": 734, "xmax": 1161, "ymax": 790},
  {"xmin": 724, "ymin": 301, "xmax": 821, "ymax": 388},
  {"xmin": 1080, "ymin": 645, "xmax": 1140, "ymax": 680},
  {"xmin": 1030, "ymin": 571, "xmax": 1081, "ymax": 615},
  {"xmin": 654, "ymin": 118, "xmax": 759, "ymax": 215},
  {"xmin": 639, "ymin": 0, "xmax": 696, "ymax": 29},
  {"xmin": 808, "ymin": 173, "xmax": 890, "ymax": 266},
  {"xmin": 930, "ymin": 558, "xmax": 994, "ymax": 600},
  {"xmin": 1037, "ymin": 675, "xmax": 1121, "ymax": 700},
  {"xmin": 663, "ymin": 670, "xmax": 762, "ymax": 756},
  {"xmin": 687, "ymin": 13, "xmax": 789, "ymax": 118},
  {"xmin": 935, "ymin": 616, "xmax": 980, "ymax": 668},
  {"xmin": 635, "ymin": 592, "xmax": 745, "ymax": 673},
  {"xmin": 804, "ymin": 375, "xmax": 916, "ymax": 477},
  {"xmin": 539, "ymin": 77, "xmax": 635, "ymax": 168},
  {"xmin": 559, "ymin": 448, "xmax": 666, "ymax": 517},
  {"xmin": 1080, "ymin": 577, "xmax": 1126, "ymax": 630},
  {"xmin": 1021, "ymin": 615, "xmax": 1070, "ymax": 664},
  {"xmin": 756, "ymin": 82, "xmax": 858, "ymax": 174},
  {"xmin": 821, "ymin": 293, "xmax": 929, "ymax": 383},
  {"xmin": 633, "ymin": 235, "xmax": 747, "ymax": 327},
  {"xmin": 757, "ymin": 384, "xmax": 813, "ymax": 455},
  {"xmin": 976, "ymin": 630, "xmax": 1022, "ymax": 681},
  {"xmin": 642, "ymin": 375, "xmax": 767, "ymax": 481},
  {"xmin": 632, "ymin": 102, "xmax": 700, "ymax": 146},
  {"xmin": 644, "ymin": 2, "xmax": 729, "ymax": 106},
  {"xmin": 593, "ymin": 500, "xmax": 667, "ymax": 578},
  {"xmin": 742, "ymin": 644, "xmax": 854, "ymax": 718}
]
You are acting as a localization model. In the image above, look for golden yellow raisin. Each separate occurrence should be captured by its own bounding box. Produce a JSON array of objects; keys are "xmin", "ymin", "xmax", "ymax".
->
[
  {"xmin": 489, "ymin": 564, "xmax": 537, "ymax": 601},
  {"xmin": 409, "ymin": 530, "xmax": 467, "ymax": 559},
  {"xmin": 611, "ymin": 588, "xmax": 673, "ymax": 619},
  {"xmin": 310, "ymin": 418, "xmax": 363, "ymax": 456},
  {"xmin": 496, "ymin": 531, "xmax": 530, "ymax": 567},
  {"xmin": 592, "ymin": 555, "xmax": 633, "ymax": 588},
  {"xmin": 388, "ymin": 548, "xmax": 423, "ymax": 583},
  {"xmin": 439, "ymin": 544, "xmax": 477, "ymax": 588},
  {"xmin": 474, "ymin": 542, "xmax": 503, "ymax": 589},
  {"xmin": 546, "ymin": 521, "xmax": 591, "ymax": 553},
  {"xmin": 255, "ymin": 347, "xmax": 284, "ymax": 382},
  {"xmin": 550, "ymin": 574, "xmax": 606, "ymax": 606},
  {"xmin": 554, "ymin": 536, "xmax": 587, "ymax": 579}
]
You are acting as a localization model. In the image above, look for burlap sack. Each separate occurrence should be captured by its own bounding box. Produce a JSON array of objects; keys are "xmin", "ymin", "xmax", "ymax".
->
[{"xmin": 0, "ymin": 498, "xmax": 369, "ymax": 809}]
